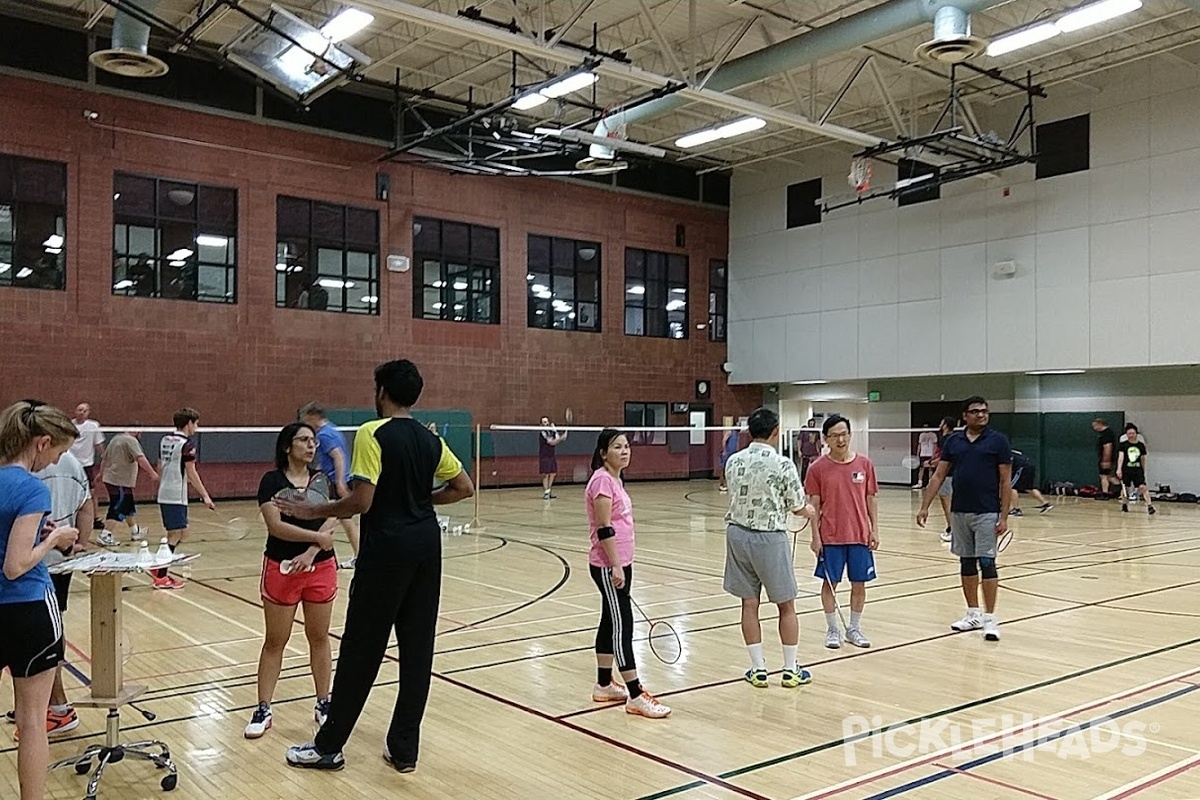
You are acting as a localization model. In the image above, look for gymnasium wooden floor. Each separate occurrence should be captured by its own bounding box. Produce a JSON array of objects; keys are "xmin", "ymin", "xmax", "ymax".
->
[{"xmin": 5, "ymin": 483, "xmax": 1200, "ymax": 800}]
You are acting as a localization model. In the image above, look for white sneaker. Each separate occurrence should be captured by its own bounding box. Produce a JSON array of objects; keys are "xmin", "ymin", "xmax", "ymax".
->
[
  {"xmin": 244, "ymin": 702, "xmax": 272, "ymax": 739},
  {"xmin": 97, "ymin": 531, "xmax": 117, "ymax": 547},
  {"xmin": 940, "ymin": 529, "xmax": 953, "ymax": 543},
  {"xmin": 824, "ymin": 627, "xmax": 842, "ymax": 649},
  {"xmin": 130, "ymin": 525, "xmax": 148, "ymax": 541},
  {"xmin": 591, "ymin": 682, "xmax": 629, "ymax": 703},
  {"xmin": 625, "ymin": 691, "xmax": 671, "ymax": 719},
  {"xmin": 338, "ymin": 557, "xmax": 356, "ymax": 570},
  {"xmin": 983, "ymin": 615, "xmax": 1001, "ymax": 641},
  {"xmin": 912, "ymin": 484, "xmax": 923, "ymax": 491},
  {"xmin": 950, "ymin": 611, "xmax": 983, "ymax": 632},
  {"xmin": 845, "ymin": 627, "xmax": 871, "ymax": 648}
]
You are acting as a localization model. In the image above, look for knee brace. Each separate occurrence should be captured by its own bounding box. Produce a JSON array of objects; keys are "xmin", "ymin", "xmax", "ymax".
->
[
  {"xmin": 959, "ymin": 557, "xmax": 979, "ymax": 577},
  {"xmin": 979, "ymin": 557, "xmax": 998, "ymax": 580}
]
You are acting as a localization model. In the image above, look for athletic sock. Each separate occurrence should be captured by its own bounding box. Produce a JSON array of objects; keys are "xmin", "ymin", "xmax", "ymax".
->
[
  {"xmin": 747, "ymin": 643, "xmax": 766, "ymax": 671},
  {"xmin": 782, "ymin": 645, "xmax": 798, "ymax": 672},
  {"xmin": 50, "ymin": 704, "xmax": 71, "ymax": 715},
  {"xmin": 625, "ymin": 678, "xmax": 641, "ymax": 698},
  {"xmin": 849, "ymin": 611, "xmax": 863, "ymax": 630},
  {"xmin": 824, "ymin": 612, "xmax": 838, "ymax": 631},
  {"xmin": 597, "ymin": 667, "xmax": 612, "ymax": 687}
]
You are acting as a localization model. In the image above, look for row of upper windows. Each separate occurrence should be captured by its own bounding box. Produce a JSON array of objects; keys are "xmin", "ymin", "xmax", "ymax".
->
[{"xmin": 0, "ymin": 153, "xmax": 728, "ymax": 341}]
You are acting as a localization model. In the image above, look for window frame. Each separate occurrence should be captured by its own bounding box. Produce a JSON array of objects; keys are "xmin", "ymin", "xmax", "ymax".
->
[
  {"xmin": 0, "ymin": 153, "xmax": 68, "ymax": 292},
  {"xmin": 274, "ymin": 195, "xmax": 380, "ymax": 315},
  {"xmin": 624, "ymin": 247, "xmax": 689, "ymax": 340},
  {"xmin": 708, "ymin": 258, "xmax": 727, "ymax": 342},
  {"xmin": 785, "ymin": 178, "xmax": 822, "ymax": 229},
  {"xmin": 896, "ymin": 158, "xmax": 940, "ymax": 207},
  {"xmin": 1035, "ymin": 114, "xmax": 1090, "ymax": 180},
  {"xmin": 112, "ymin": 172, "xmax": 239, "ymax": 304},
  {"xmin": 624, "ymin": 401, "xmax": 669, "ymax": 446},
  {"xmin": 526, "ymin": 233, "xmax": 601, "ymax": 332},
  {"xmin": 412, "ymin": 215, "xmax": 501, "ymax": 325}
]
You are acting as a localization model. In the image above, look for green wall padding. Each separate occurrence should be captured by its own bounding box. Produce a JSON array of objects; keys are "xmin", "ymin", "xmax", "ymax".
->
[
  {"xmin": 1040, "ymin": 411, "xmax": 1124, "ymax": 488},
  {"xmin": 326, "ymin": 408, "xmax": 476, "ymax": 478}
]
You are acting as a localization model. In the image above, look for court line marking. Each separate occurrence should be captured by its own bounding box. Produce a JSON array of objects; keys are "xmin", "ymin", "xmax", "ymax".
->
[
  {"xmin": 928, "ymin": 762, "xmax": 1058, "ymax": 800},
  {"xmin": 789, "ymin": 666, "xmax": 1200, "ymax": 800},
  {"xmin": 628, "ymin": 635, "xmax": 1200, "ymax": 800},
  {"xmin": 1092, "ymin": 752, "xmax": 1200, "ymax": 800},
  {"xmin": 858, "ymin": 681, "xmax": 1200, "ymax": 799},
  {"xmin": 121, "ymin": 596, "xmax": 241, "ymax": 666}
]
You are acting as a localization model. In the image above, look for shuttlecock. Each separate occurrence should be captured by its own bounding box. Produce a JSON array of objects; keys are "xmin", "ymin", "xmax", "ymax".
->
[
  {"xmin": 136, "ymin": 541, "xmax": 152, "ymax": 566},
  {"xmin": 155, "ymin": 538, "xmax": 172, "ymax": 564}
]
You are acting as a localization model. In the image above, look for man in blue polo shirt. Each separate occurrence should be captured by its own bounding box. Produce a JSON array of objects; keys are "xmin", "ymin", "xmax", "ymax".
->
[
  {"xmin": 300, "ymin": 403, "xmax": 360, "ymax": 569},
  {"xmin": 917, "ymin": 396, "xmax": 1011, "ymax": 642}
]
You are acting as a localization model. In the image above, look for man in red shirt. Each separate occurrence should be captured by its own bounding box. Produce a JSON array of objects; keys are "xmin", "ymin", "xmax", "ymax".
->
[{"xmin": 805, "ymin": 414, "xmax": 879, "ymax": 649}]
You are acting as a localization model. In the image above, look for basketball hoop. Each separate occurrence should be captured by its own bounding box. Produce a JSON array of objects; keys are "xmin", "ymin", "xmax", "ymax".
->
[{"xmin": 849, "ymin": 157, "xmax": 872, "ymax": 192}]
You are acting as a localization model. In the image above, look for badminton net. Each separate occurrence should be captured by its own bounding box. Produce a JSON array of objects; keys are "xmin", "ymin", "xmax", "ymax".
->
[{"xmin": 781, "ymin": 426, "xmax": 940, "ymax": 487}]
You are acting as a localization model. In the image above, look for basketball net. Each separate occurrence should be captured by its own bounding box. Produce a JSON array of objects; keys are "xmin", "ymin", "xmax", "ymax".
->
[
  {"xmin": 602, "ymin": 104, "xmax": 628, "ymax": 142},
  {"xmin": 849, "ymin": 157, "xmax": 872, "ymax": 192}
]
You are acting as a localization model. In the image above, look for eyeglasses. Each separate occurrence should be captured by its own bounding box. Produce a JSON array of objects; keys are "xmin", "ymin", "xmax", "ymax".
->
[
  {"xmin": 292, "ymin": 436, "xmax": 316, "ymax": 444},
  {"xmin": 826, "ymin": 432, "xmax": 851, "ymax": 439},
  {"xmin": 965, "ymin": 408, "xmax": 990, "ymax": 416}
]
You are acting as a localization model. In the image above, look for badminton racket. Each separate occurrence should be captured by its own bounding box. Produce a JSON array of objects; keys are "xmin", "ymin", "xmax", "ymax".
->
[
  {"xmin": 900, "ymin": 455, "xmax": 921, "ymax": 470},
  {"xmin": 629, "ymin": 596, "xmax": 682, "ymax": 665},
  {"xmin": 38, "ymin": 471, "xmax": 92, "ymax": 563},
  {"xmin": 815, "ymin": 550, "xmax": 851, "ymax": 633},
  {"xmin": 997, "ymin": 528, "xmax": 1014, "ymax": 553}
]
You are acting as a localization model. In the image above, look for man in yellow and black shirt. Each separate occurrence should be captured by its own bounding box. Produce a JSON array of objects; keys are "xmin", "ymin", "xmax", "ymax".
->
[{"xmin": 279, "ymin": 359, "xmax": 474, "ymax": 774}]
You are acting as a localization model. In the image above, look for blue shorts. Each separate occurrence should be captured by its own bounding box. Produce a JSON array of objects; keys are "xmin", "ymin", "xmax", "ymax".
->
[
  {"xmin": 160, "ymin": 503, "xmax": 188, "ymax": 532},
  {"xmin": 815, "ymin": 544, "xmax": 876, "ymax": 584}
]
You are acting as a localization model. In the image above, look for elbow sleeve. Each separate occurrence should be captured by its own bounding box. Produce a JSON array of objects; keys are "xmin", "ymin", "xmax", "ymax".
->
[{"xmin": 597, "ymin": 526, "xmax": 616, "ymax": 541}]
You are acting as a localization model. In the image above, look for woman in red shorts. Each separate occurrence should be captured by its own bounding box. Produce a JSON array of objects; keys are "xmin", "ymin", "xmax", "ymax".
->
[{"xmin": 245, "ymin": 422, "xmax": 337, "ymax": 739}]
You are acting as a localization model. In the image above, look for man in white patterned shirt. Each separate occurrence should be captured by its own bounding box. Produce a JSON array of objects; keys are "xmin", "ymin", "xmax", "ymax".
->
[{"xmin": 723, "ymin": 407, "xmax": 814, "ymax": 690}]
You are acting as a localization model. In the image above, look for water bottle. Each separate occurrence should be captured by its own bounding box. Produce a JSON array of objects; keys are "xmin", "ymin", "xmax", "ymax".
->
[
  {"xmin": 155, "ymin": 538, "xmax": 173, "ymax": 564},
  {"xmin": 136, "ymin": 541, "xmax": 152, "ymax": 566}
]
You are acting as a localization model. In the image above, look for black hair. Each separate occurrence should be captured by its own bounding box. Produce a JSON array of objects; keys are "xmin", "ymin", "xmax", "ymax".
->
[
  {"xmin": 822, "ymin": 414, "xmax": 851, "ymax": 436},
  {"xmin": 375, "ymin": 359, "xmax": 424, "ymax": 408},
  {"xmin": 275, "ymin": 422, "xmax": 315, "ymax": 471},
  {"xmin": 1125, "ymin": 422, "xmax": 1138, "ymax": 433},
  {"xmin": 961, "ymin": 395, "xmax": 988, "ymax": 413},
  {"xmin": 591, "ymin": 428, "xmax": 625, "ymax": 471},
  {"xmin": 940, "ymin": 416, "xmax": 958, "ymax": 431},
  {"xmin": 747, "ymin": 407, "xmax": 779, "ymax": 440}
]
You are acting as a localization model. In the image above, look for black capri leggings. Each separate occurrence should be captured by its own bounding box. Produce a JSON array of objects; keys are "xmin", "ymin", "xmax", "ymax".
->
[{"xmin": 590, "ymin": 564, "xmax": 635, "ymax": 672}]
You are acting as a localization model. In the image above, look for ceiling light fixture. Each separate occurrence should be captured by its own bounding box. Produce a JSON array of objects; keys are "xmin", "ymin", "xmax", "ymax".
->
[
  {"xmin": 792, "ymin": 380, "xmax": 829, "ymax": 385},
  {"xmin": 196, "ymin": 234, "xmax": 229, "ymax": 248},
  {"xmin": 321, "ymin": 7, "xmax": 373, "ymax": 42},
  {"xmin": 511, "ymin": 71, "xmax": 597, "ymax": 112},
  {"xmin": 1056, "ymin": 0, "xmax": 1141, "ymax": 31},
  {"xmin": 675, "ymin": 117, "xmax": 766, "ymax": 149},
  {"xmin": 985, "ymin": 21, "xmax": 1059, "ymax": 56}
]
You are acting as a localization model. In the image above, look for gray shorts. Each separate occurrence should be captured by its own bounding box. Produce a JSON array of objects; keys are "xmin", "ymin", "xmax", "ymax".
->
[
  {"xmin": 951, "ymin": 512, "xmax": 999, "ymax": 558},
  {"xmin": 723, "ymin": 524, "xmax": 797, "ymax": 603},
  {"xmin": 938, "ymin": 476, "xmax": 953, "ymax": 498}
]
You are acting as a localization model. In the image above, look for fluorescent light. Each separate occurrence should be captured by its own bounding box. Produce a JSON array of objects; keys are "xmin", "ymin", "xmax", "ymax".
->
[
  {"xmin": 45, "ymin": 247, "xmax": 62, "ymax": 255},
  {"xmin": 321, "ymin": 8, "xmax": 373, "ymax": 42},
  {"xmin": 196, "ymin": 234, "xmax": 228, "ymax": 248},
  {"xmin": 318, "ymin": 278, "xmax": 355, "ymax": 289},
  {"xmin": 536, "ymin": 289, "xmax": 552, "ymax": 300},
  {"xmin": 540, "ymin": 72, "xmax": 597, "ymax": 99},
  {"xmin": 675, "ymin": 116, "xmax": 766, "ymax": 149},
  {"xmin": 1026, "ymin": 369, "xmax": 1086, "ymax": 375},
  {"xmin": 568, "ymin": 312, "xmax": 576, "ymax": 320},
  {"xmin": 360, "ymin": 295, "xmax": 378, "ymax": 304},
  {"xmin": 626, "ymin": 284, "xmax": 645, "ymax": 295},
  {"xmin": 665, "ymin": 299, "xmax": 686, "ymax": 311},
  {"xmin": 454, "ymin": 303, "xmax": 465, "ymax": 311},
  {"xmin": 433, "ymin": 302, "xmax": 445, "ymax": 310},
  {"xmin": 670, "ymin": 287, "xmax": 686, "ymax": 294},
  {"xmin": 16, "ymin": 267, "xmax": 33, "ymax": 279},
  {"xmin": 43, "ymin": 234, "xmax": 64, "ymax": 249},
  {"xmin": 432, "ymin": 280, "xmax": 445, "ymax": 288},
  {"xmin": 986, "ymin": 22, "xmax": 1059, "ymax": 56},
  {"xmin": 1056, "ymin": 0, "xmax": 1141, "ymax": 31},
  {"xmin": 167, "ymin": 248, "xmax": 193, "ymax": 260},
  {"xmin": 526, "ymin": 273, "xmax": 536, "ymax": 281},
  {"xmin": 531, "ymin": 283, "xmax": 548, "ymax": 293},
  {"xmin": 169, "ymin": 260, "xmax": 186, "ymax": 268},
  {"xmin": 894, "ymin": 173, "xmax": 934, "ymax": 190},
  {"xmin": 716, "ymin": 117, "xmax": 767, "ymax": 138},
  {"xmin": 675, "ymin": 129, "xmax": 724, "ymax": 149},
  {"xmin": 275, "ymin": 262, "xmax": 288, "ymax": 272},
  {"xmin": 113, "ymin": 279, "xmax": 134, "ymax": 290},
  {"xmin": 793, "ymin": 380, "xmax": 828, "ymax": 385},
  {"xmin": 513, "ymin": 93, "xmax": 549, "ymax": 110},
  {"xmin": 452, "ymin": 280, "xmax": 468, "ymax": 290},
  {"xmin": 0, "ymin": 262, "xmax": 10, "ymax": 274}
]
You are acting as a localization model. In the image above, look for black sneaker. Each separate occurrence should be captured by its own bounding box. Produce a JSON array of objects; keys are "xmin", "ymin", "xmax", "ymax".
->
[
  {"xmin": 1009, "ymin": 509, "xmax": 1023, "ymax": 517},
  {"xmin": 286, "ymin": 742, "xmax": 345, "ymax": 770},
  {"xmin": 1121, "ymin": 502, "xmax": 1129, "ymax": 512},
  {"xmin": 383, "ymin": 747, "xmax": 416, "ymax": 774},
  {"xmin": 4, "ymin": 709, "xmax": 13, "ymax": 724},
  {"xmin": 1148, "ymin": 505, "xmax": 1157, "ymax": 516}
]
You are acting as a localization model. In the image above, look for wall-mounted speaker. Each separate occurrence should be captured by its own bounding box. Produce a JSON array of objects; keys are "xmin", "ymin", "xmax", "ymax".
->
[{"xmin": 376, "ymin": 172, "xmax": 391, "ymax": 202}]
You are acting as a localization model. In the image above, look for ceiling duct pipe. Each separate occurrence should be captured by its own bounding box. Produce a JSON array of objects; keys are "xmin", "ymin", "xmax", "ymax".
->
[
  {"xmin": 915, "ymin": 6, "xmax": 987, "ymax": 63},
  {"xmin": 90, "ymin": 0, "xmax": 169, "ymax": 78},
  {"xmin": 590, "ymin": 0, "xmax": 1001, "ymax": 157}
]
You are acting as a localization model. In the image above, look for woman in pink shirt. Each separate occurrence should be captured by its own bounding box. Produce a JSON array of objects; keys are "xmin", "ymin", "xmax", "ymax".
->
[{"xmin": 585, "ymin": 428, "xmax": 670, "ymax": 719}]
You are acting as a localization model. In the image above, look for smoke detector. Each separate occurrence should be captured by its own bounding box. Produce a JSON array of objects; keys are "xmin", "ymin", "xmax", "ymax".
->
[
  {"xmin": 89, "ymin": 48, "xmax": 169, "ymax": 78},
  {"xmin": 914, "ymin": 6, "xmax": 987, "ymax": 64}
]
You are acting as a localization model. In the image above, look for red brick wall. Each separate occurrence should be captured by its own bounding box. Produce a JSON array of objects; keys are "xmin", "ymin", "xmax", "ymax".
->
[{"xmin": 0, "ymin": 75, "xmax": 759, "ymax": 436}]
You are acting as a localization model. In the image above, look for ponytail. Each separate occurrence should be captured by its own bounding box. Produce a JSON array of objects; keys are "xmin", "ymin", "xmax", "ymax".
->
[
  {"xmin": 0, "ymin": 401, "xmax": 78, "ymax": 463},
  {"xmin": 591, "ymin": 427, "xmax": 623, "ymax": 472}
]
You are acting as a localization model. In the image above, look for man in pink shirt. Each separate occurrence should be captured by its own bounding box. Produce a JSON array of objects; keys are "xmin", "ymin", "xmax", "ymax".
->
[{"xmin": 805, "ymin": 414, "xmax": 879, "ymax": 650}]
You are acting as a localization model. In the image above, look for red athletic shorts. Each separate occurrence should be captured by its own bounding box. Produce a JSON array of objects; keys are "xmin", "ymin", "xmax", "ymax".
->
[{"xmin": 260, "ymin": 556, "xmax": 337, "ymax": 606}]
